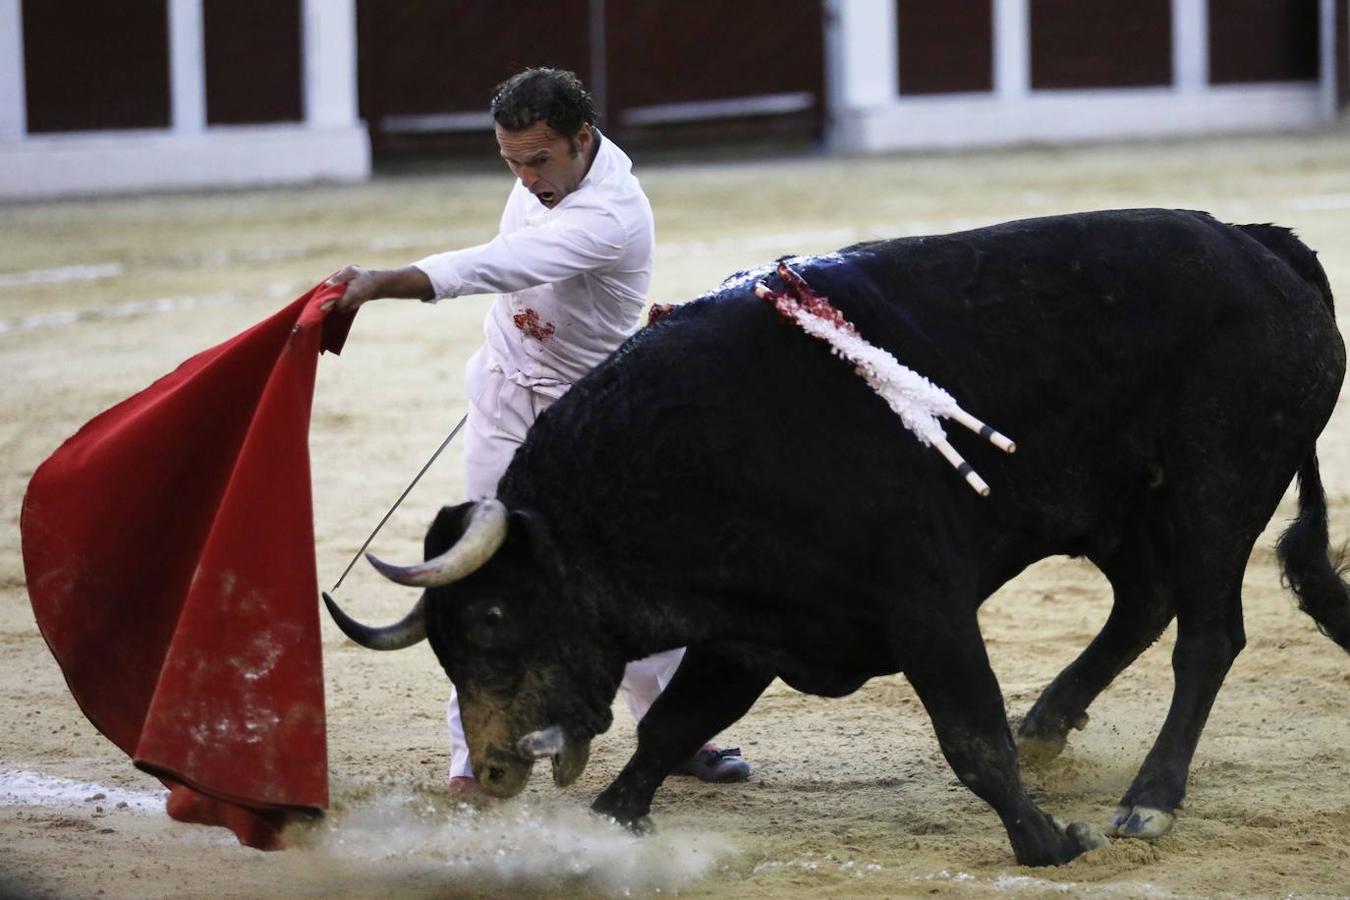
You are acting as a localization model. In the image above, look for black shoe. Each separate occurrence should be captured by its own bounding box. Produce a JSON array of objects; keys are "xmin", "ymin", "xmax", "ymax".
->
[{"xmin": 671, "ymin": 745, "xmax": 751, "ymax": 783}]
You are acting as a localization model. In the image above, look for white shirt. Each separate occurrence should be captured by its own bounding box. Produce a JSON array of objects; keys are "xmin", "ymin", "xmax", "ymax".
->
[{"xmin": 413, "ymin": 131, "xmax": 655, "ymax": 398}]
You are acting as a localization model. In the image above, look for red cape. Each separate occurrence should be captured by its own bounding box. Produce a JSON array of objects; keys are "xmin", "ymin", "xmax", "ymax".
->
[{"xmin": 21, "ymin": 283, "xmax": 354, "ymax": 850}]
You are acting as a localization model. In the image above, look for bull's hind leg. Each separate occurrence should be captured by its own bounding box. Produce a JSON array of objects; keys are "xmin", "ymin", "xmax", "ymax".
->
[
  {"xmin": 591, "ymin": 643, "xmax": 772, "ymax": 830},
  {"xmin": 1109, "ymin": 555, "xmax": 1250, "ymax": 839},
  {"xmin": 895, "ymin": 603, "xmax": 1107, "ymax": 865},
  {"xmin": 1018, "ymin": 508, "xmax": 1176, "ymax": 763},
  {"xmin": 1109, "ymin": 440, "xmax": 1300, "ymax": 838}
]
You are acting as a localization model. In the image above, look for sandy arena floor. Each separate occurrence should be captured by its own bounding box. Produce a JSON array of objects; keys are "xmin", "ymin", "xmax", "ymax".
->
[{"xmin": 2, "ymin": 131, "xmax": 1349, "ymax": 899}]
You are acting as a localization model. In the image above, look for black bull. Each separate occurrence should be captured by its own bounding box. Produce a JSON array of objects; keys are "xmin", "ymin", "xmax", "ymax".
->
[{"xmin": 326, "ymin": 208, "xmax": 1350, "ymax": 866}]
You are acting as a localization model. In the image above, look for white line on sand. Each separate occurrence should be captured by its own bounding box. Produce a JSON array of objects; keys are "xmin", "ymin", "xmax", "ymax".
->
[
  {"xmin": 0, "ymin": 280, "xmax": 306, "ymax": 338},
  {"xmin": 0, "ymin": 768, "xmax": 165, "ymax": 813},
  {"xmin": 0, "ymin": 262, "xmax": 125, "ymax": 289},
  {"xmin": 1284, "ymin": 192, "xmax": 1350, "ymax": 211},
  {"xmin": 0, "ymin": 292, "xmax": 239, "ymax": 337},
  {"xmin": 655, "ymin": 217, "xmax": 999, "ymax": 261}
]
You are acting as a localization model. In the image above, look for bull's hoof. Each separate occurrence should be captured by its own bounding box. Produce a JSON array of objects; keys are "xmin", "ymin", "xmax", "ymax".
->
[
  {"xmin": 1106, "ymin": 805, "xmax": 1175, "ymax": 839},
  {"xmin": 592, "ymin": 808, "xmax": 653, "ymax": 835},
  {"xmin": 1016, "ymin": 734, "xmax": 1067, "ymax": 767},
  {"xmin": 1023, "ymin": 818, "xmax": 1108, "ymax": 866},
  {"xmin": 1016, "ymin": 713, "xmax": 1088, "ymax": 767},
  {"xmin": 590, "ymin": 791, "xmax": 654, "ymax": 835},
  {"xmin": 1066, "ymin": 820, "xmax": 1109, "ymax": 855}
]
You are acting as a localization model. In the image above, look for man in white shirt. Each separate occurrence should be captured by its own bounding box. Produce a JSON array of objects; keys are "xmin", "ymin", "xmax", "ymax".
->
[{"xmin": 323, "ymin": 68, "xmax": 750, "ymax": 794}]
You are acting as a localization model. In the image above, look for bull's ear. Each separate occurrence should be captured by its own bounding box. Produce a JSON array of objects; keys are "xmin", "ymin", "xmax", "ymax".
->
[
  {"xmin": 425, "ymin": 502, "xmax": 477, "ymax": 560},
  {"xmin": 508, "ymin": 507, "xmax": 565, "ymax": 575}
]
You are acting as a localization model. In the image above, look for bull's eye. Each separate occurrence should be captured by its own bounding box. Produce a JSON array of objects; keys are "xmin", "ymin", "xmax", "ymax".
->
[{"xmin": 484, "ymin": 605, "xmax": 504, "ymax": 628}]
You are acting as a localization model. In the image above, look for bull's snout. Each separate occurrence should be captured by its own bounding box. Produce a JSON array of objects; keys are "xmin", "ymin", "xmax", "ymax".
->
[
  {"xmin": 517, "ymin": 726, "xmax": 592, "ymax": 788},
  {"xmin": 473, "ymin": 748, "xmax": 535, "ymax": 799},
  {"xmin": 472, "ymin": 731, "xmax": 593, "ymax": 798}
]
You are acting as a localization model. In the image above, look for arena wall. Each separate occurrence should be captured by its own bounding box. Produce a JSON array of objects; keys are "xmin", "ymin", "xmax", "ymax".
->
[
  {"xmin": 826, "ymin": 0, "xmax": 1345, "ymax": 153},
  {"xmin": 0, "ymin": 0, "xmax": 1344, "ymax": 199},
  {"xmin": 0, "ymin": 0, "xmax": 369, "ymax": 201}
]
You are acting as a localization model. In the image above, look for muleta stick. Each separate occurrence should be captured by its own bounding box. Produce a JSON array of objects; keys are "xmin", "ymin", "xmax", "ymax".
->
[{"xmin": 754, "ymin": 261, "xmax": 1014, "ymax": 496}]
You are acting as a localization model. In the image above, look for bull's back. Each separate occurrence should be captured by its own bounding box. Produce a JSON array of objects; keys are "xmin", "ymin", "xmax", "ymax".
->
[
  {"xmin": 788, "ymin": 209, "xmax": 1341, "ymax": 509},
  {"xmin": 513, "ymin": 209, "xmax": 1342, "ymax": 580},
  {"xmin": 821, "ymin": 209, "xmax": 1335, "ymax": 418}
]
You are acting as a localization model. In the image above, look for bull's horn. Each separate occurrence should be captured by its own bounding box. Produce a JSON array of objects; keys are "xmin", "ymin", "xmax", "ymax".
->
[
  {"xmin": 517, "ymin": 725, "xmax": 566, "ymax": 759},
  {"xmin": 367, "ymin": 499, "xmax": 509, "ymax": 588},
  {"xmin": 322, "ymin": 592, "xmax": 427, "ymax": 650}
]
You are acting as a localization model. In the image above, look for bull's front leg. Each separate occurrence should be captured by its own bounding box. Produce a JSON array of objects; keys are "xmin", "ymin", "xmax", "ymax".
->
[
  {"xmin": 895, "ymin": 604, "xmax": 1108, "ymax": 866},
  {"xmin": 591, "ymin": 644, "xmax": 772, "ymax": 830}
]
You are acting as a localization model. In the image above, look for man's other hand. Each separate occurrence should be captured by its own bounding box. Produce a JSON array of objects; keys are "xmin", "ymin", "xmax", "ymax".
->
[
  {"xmin": 320, "ymin": 265, "xmax": 434, "ymax": 313},
  {"xmin": 321, "ymin": 265, "xmax": 382, "ymax": 313}
]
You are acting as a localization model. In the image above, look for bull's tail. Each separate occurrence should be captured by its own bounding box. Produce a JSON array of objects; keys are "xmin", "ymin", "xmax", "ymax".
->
[
  {"xmin": 1241, "ymin": 223, "xmax": 1347, "ymax": 649},
  {"xmin": 1237, "ymin": 222, "xmax": 1336, "ymax": 318},
  {"xmin": 1277, "ymin": 454, "xmax": 1350, "ymax": 652}
]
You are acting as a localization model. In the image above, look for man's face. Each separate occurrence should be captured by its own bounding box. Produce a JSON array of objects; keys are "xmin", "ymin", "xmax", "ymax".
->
[{"xmin": 496, "ymin": 121, "xmax": 594, "ymax": 209}]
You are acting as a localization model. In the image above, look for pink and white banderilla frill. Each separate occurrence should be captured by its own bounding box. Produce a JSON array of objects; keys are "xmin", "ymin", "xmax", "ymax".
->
[{"xmin": 755, "ymin": 261, "xmax": 1015, "ymax": 496}]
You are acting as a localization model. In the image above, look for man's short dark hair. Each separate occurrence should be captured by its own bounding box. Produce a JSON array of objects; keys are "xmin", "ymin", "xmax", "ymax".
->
[{"xmin": 490, "ymin": 68, "xmax": 596, "ymax": 140}]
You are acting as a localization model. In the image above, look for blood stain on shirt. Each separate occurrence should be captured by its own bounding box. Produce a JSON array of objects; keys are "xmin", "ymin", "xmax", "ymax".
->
[{"xmin": 512, "ymin": 308, "xmax": 556, "ymax": 342}]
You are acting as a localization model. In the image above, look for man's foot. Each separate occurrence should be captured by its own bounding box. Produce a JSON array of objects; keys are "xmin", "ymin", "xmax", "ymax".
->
[
  {"xmin": 671, "ymin": 745, "xmax": 751, "ymax": 783},
  {"xmin": 447, "ymin": 775, "xmax": 482, "ymax": 798}
]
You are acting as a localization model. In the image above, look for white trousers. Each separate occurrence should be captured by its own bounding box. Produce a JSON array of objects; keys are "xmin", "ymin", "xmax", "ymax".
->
[{"xmin": 448, "ymin": 348, "xmax": 685, "ymax": 779}]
